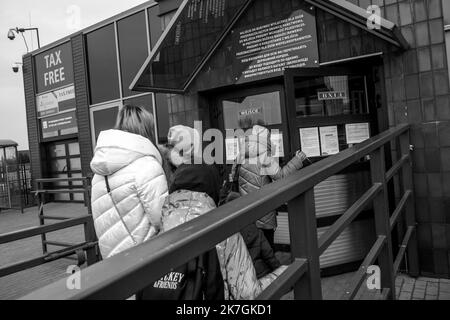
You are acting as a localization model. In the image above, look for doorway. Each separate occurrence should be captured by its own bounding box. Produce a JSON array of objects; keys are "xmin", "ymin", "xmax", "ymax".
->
[
  {"xmin": 210, "ymin": 84, "xmax": 291, "ymax": 168},
  {"xmin": 45, "ymin": 139, "xmax": 83, "ymax": 202}
]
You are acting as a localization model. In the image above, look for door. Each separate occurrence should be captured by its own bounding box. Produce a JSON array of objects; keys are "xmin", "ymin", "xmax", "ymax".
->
[
  {"xmin": 46, "ymin": 139, "xmax": 83, "ymax": 202},
  {"xmin": 0, "ymin": 149, "xmax": 11, "ymax": 208}
]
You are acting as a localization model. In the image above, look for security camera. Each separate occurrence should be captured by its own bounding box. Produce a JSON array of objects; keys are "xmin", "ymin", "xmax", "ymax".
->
[
  {"xmin": 12, "ymin": 63, "xmax": 20, "ymax": 73},
  {"xmin": 7, "ymin": 29, "xmax": 16, "ymax": 40}
]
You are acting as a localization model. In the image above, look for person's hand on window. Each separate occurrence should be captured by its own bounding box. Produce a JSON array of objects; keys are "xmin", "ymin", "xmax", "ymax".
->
[{"xmin": 295, "ymin": 150, "xmax": 307, "ymax": 162}]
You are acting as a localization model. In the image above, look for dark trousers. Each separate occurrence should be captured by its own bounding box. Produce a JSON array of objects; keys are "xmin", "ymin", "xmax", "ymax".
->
[{"xmin": 262, "ymin": 229, "xmax": 275, "ymax": 249}]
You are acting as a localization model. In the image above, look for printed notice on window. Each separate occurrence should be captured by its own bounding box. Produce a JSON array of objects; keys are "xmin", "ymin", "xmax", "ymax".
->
[
  {"xmin": 299, "ymin": 127, "xmax": 320, "ymax": 157},
  {"xmin": 345, "ymin": 123, "xmax": 370, "ymax": 144},
  {"xmin": 225, "ymin": 137, "xmax": 239, "ymax": 161},
  {"xmin": 319, "ymin": 126, "xmax": 339, "ymax": 156},
  {"xmin": 270, "ymin": 132, "xmax": 284, "ymax": 158}
]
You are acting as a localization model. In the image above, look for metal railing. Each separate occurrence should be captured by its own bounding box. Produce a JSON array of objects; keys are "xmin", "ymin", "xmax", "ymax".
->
[
  {"xmin": 35, "ymin": 177, "xmax": 92, "ymax": 255},
  {"xmin": 20, "ymin": 124, "xmax": 418, "ymax": 300},
  {"xmin": 0, "ymin": 177, "xmax": 98, "ymax": 278},
  {"xmin": 0, "ymin": 215, "xmax": 98, "ymax": 278}
]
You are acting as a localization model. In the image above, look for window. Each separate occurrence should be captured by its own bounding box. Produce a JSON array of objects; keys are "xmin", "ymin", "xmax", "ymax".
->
[
  {"xmin": 294, "ymin": 75, "xmax": 369, "ymax": 117},
  {"xmin": 135, "ymin": 0, "xmax": 250, "ymax": 91},
  {"xmin": 117, "ymin": 11, "xmax": 149, "ymax": 98},
  {"xmin": 148, "ymin": 6, "xmax": 163, "ymax": 48},
  {"xmin": 161, "ymin": 10, "xmax": 176, "ymax": 31},
  {"xmin": 222, "ymin": 91, "xmax": 283, "ymax": 130},
  {"xmin": 91, "ymin": 105, "xmax": 120, "ymax": 143},
  {"xmin": 86, "ymin": 24, "xmax": 120, "ymax": 105},
  {"xmin": 123, "ymin": 94, "xmax": 154, "ymax": 113}
]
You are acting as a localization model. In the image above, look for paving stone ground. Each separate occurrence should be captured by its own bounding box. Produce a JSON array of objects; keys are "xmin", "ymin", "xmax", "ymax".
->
[
  {"xmin": 1, "ymin": 203, "xmax": 450, "ymax": 300},
  {"xmin": 395, "ymin": 274, "xmax": 450, "ymax": 300},
  {"xmin": 0, "ymin": 203, "xmax": 88, "ymax": 299}
]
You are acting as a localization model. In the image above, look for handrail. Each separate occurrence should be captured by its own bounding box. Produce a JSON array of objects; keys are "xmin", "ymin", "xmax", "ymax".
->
[
  {"xmin": 35, "ymin": 176, "xmax": 93, "ymax": 255},
  {"xmin": 20, "ymin": 124, "xmax": 417, "ymax": 300},
  {"xmin": 0, "ymin": 215, "xmax": 98, "ymax": 278},
  {"xmin": 0, "ymin": 216, "xmax": 92, "ymax": 245}
]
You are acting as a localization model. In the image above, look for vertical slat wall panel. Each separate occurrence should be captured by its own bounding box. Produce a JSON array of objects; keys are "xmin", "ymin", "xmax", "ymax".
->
[{"xmin": 22, "ymin": 54, "xmax": 42, "ymax": 188}]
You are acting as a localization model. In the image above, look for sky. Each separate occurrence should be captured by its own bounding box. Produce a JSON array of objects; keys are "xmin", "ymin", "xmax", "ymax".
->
[{"xmin": 0, "ymin": 0, "xmax": 149, "ymax": 150}]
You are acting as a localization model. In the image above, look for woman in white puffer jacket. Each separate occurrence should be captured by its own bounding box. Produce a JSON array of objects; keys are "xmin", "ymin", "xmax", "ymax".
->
[{"xmin": 90, "ymin": 105, "xmax": 168, "ymax": 259}]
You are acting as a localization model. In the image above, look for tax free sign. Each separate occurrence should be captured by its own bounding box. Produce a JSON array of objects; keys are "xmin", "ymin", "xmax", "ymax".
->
[
  {"xmin": 35, "ymin": 42, "xmax": 74, "ymax": 94},
  {"xmin": 35, "ymin": 42, "xmax": 75, "ymax": 118}
]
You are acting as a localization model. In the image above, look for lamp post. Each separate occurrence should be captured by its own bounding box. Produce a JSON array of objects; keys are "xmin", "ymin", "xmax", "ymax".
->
[{"xmin": 7, "ymin": 27, "xmax": 41, "ymax": 51}]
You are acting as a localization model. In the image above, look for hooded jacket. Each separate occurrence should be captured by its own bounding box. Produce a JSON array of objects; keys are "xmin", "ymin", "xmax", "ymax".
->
[
  {"xmin": 160, "ymin": 190, "xmax": 287, "ymax": 300},
  {"xmin": 236, "ymin": 125, "xmax": 304, "ymax": 230},
  {"xmin": 90, "ymin": 129, "xmax": 168, "ymax": 258}
]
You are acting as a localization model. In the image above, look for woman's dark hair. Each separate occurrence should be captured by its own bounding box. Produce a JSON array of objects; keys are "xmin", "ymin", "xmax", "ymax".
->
[{"xmin": 115, "ymin": 105, "xmax": 156, "ymax": 145}]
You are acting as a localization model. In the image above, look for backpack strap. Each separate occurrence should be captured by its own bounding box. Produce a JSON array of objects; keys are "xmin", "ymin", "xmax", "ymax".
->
[{"xmin": 104, "ymin": 176, "xmax": 137, "ymax": 245}]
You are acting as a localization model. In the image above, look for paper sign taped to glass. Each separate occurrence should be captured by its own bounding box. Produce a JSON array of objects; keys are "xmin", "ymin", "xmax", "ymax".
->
[
  {"xmin": 345, "ymin": 123, "xmax": 370, "ymax": 144},
  {"xmin": 270, "ymin": 132, "xmax": 284, "ymax": 158},
  {"xmin": 319, "ymin": 126, "xmax": 339, "ymax": 156},
  {"xmin": 299, "ymin": 127, "xmax": 320, "ymax": 157},
  {"xmin": 225, "ymin": 137, "xmax": 239, "ymax": 161}
]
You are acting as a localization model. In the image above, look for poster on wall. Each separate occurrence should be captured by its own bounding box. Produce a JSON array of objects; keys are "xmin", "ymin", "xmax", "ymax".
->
[
  {"xmin": 345, "ymin": 123, "xmax": 370, "ymax": 144},
  {"xmin": 319, "ymin": 126, "xmax": 339, "ymax": 156},
  {"xmin": 299, "ymin": 127, "xmax": 320, "ymax": 157},
  {"xmin": 36, "ymin": 85, "xmax": 75, "ymax": 117},
  {"xmin": 233, "ymin": 7, "xmax": 319, "ymax": 84}
]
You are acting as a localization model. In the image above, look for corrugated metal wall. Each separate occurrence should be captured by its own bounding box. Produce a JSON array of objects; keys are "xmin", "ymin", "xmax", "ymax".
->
[
  {"xmin": 275, "ymin": 211, "xmax": 374, "ymax": 268},
  {"xmin": 275, "ymin": 171, "xmax": 374, "ymax": 267}
]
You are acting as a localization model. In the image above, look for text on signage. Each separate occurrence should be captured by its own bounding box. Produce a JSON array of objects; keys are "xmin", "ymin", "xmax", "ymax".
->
[{"xmin": 44, "ymin": 50, "xmax": 66, "ymax": 87}]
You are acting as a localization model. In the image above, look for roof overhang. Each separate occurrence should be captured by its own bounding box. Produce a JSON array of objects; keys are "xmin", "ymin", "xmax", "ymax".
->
[
  {"xmin": 130, "ymin": 0, "xmax": 409, "ymax": 94},
  {"xmin": 305, "ymin": 0, "xmax": 409, "ymax": 50},
  {"xmin": 0, "ymin": 140, "xmax": 18, "ymax": 148}
]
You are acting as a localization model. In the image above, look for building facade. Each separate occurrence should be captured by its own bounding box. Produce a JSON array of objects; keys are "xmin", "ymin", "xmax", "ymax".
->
[{"xmin": 22, "ymin": 0, "xmax": 450, "ymax": 277}]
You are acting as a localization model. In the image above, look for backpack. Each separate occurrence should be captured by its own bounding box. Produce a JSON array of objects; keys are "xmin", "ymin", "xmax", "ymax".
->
[
  {"xmin": 137, "ymin": 191, "xmax": 225, "ymax": 300},
  {"xmin": 136, "ymin": 248, "xmax": 224, "ymax": 300}
]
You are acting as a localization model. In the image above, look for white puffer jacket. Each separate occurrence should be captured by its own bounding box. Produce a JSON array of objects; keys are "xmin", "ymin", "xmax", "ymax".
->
[{"xmin": 90, "ymin": 129, "xmax": 168, "ymax": 259}]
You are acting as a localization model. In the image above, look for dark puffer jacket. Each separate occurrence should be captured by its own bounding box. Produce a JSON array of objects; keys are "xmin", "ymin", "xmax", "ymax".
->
[
  {"xmin": 226, "ymin": 191, "xmax": 281, "ymax": 278},
  {"xmin": 240, "ymin": 223, "xmax": 281, "ymax": 278}
]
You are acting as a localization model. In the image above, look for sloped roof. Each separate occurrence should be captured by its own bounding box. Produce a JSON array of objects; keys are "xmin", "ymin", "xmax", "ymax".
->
[
  {"xmin": 0, "ymin": 140, "xmax": 18, "ymax": 148},
  {"xmin": 130, "ymin": 0, "xmax": 408, "ymax": 93}
]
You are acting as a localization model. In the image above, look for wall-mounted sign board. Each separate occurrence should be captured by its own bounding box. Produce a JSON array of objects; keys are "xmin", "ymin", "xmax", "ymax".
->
[
  {"xmin": 41, "ymin": 110, "xmax": 78, "ymax": 137},
  {"xmin": 36, "ymin": 85, "xmax": 75, "ymax": 118},
  {"xmin": 318, "ymin": 91, "xmax": 347, "ymax": 101},
  {"xmin": 34, "ymin": 42, "xmax": 74, "ymax": 94},
  {"xmin": 233, "ymin": 8, "xmax": 319, "ymax": 84}
]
